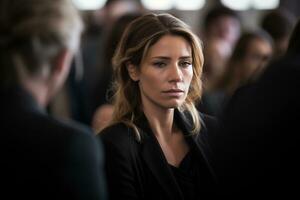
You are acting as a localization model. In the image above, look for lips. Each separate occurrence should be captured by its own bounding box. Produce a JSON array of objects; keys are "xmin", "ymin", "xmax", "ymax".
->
[
  {"xmin": 162, "ymin": 89, "xmax": 184, "ymax": 93},
  {"xmin": 162, "ymin": 89, "xmax": 184, "ymax": 97}
]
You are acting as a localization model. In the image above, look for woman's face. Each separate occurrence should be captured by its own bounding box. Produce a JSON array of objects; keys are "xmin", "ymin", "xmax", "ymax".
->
[{"xmin": 129, "ymin": 35, "xmax": 193, "ymax": 110}]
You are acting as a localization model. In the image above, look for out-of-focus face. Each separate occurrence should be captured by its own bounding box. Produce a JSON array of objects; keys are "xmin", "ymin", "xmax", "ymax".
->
[
  {"xmin": 241, "ymin": 38, "xmax": 273, "ymax": 81},
  {"xmin": 208, "ymin": 16, "xmax": 241, "ymax": 46},
  {"xmin": 130, "ymin": 35, "xmax": 193, "ymax": 110},
  {"xmin": 204, "ymin": 38, "xmax": 231, "ymax": 84}
]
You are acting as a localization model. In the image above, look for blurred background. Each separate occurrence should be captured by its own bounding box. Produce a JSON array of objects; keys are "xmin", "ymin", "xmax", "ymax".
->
[
  {"xmin": 73, "ymin": 0, "xmax": 300, "ymax": 31},
  {"xmin": 49, "ymin": 0, "xmax": 300, "ymax": 132}
]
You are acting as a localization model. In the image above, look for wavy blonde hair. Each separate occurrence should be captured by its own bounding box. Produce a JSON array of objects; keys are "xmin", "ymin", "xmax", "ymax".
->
[{"xmin": 111, "ymin": 13, "xmax": 204, "ymax": 141}]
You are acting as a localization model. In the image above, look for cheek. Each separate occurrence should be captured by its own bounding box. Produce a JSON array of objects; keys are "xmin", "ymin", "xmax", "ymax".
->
[
  {"xmin": 185, "ymin": 68, "xmax": 194, "ymax": 85},
  {"xmin": 140, "ymin": 73, "xmax": 158, "ymax": 86},
  {"xmin": 139, "ymin": 73, "xmax": 160, "ymax": 94}
]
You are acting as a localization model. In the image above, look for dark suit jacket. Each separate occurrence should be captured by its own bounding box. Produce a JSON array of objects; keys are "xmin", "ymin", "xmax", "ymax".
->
[
  {"xmin": 99, "ymin": 109, "xmax": 217, "ymax": 200},
  {"xmin": 0, "ymin": 86, "xmax": 106, "ymax": 200},
  {"xmin": 210, "ymin": 54, "xmax": 300, "ymax": 197}
]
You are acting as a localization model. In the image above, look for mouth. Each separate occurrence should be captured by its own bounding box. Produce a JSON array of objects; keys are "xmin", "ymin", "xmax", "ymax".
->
[
  {"xmin": 162, "ymin": 89, "xmax": 184, "ymax": 93},
  {"xmin": 162, "ymin": 89, "xmax": 184, "ymax": 97}
]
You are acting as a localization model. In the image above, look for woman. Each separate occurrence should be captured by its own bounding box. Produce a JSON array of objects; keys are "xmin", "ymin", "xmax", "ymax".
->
[
  {"xmin": 98, "ymin": 13, "xmax": 217, "ymax": 199},
  {"xmin": 201, "ymin": 31, "xmax": 273, "ymax": 118},
  {"xmin": 216, "ymin": 31, "xmax": 273, "ymax": 96}
]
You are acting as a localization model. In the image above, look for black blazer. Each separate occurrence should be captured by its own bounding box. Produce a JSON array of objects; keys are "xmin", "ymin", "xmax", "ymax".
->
[
  {"xmin": 0, "ymin": 87, "xmax": 106, "ymax": 200},
  {"xmin": 99, "ymin": 109, "xmax": 217, "ymax": 200}
]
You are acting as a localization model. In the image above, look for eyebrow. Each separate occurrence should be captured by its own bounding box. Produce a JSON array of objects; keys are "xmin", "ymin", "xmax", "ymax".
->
[{"xmin": 150, "ymin": 56, "xmax": 192, "ymax": 60}]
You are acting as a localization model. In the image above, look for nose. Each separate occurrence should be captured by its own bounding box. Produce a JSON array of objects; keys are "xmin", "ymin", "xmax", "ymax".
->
[{"xmin": 168, "ymin": 64, "xmax": 183, "ymax": 83}]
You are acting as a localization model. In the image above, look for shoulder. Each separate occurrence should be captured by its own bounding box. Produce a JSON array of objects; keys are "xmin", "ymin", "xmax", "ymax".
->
[
  {"xmin": 200, "ymin": 112, "xmax": 218, "ymax": 130},
  {"xmin": 39, "ymin": 116, "xmax": 102, "ymax": 156},
  {"xmin": 55, "ymin": 118, "xmax": 102, "ymax": 154},
  {"xmin": 97, "ymin": 123, "xmax": 141, "ymax": 168},
  {"xmin": 47, "ymin": 116, "xmax": 96, "ymax": 141},
  {"xmin": 25, "ymin": 115, "xmax": 104, "ymax": 172},
  {"xmin": 178, "ymin": 109, "xmax": 218, "ymax": 135},
  {"xmin": 98, "ymin": 122, "xmax": 138, "ymax": 151},
  {"xmin": 197, "ymin": 113, "xmax": 219, "ymax": 147},
  {"xmin": 47, "ymin": 120, "xmax": 106, "ymax": 200}
]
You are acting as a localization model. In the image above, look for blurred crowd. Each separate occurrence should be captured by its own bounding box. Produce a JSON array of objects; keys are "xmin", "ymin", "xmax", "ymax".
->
[{"xmin": 48, "ymin": 0, "xmax": 297, "ymax": 132}]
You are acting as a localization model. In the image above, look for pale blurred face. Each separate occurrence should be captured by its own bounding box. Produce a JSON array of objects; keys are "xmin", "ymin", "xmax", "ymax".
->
[
  {"xmin": 131, "ymin": 35, "xmax": 193, "ymax": 110},
  {"xmin": 208, "ymin": 16, "xmax": 240, "ymax": 46},
  {"xmin": 204, "ymin": 38, "xmax": 231, "ymax": 81}
]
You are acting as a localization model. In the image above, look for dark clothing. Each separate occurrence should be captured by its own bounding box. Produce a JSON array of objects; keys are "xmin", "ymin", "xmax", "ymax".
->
[
  {"xmin": 210, "ymin": 54, "xmax": 300, "ymax": 198},
  {"xmin": 99, "ymin": 109, "xmax": 217, "ymax": 200},
  {"xmin": 0, "ymin": 86, "xmax": 106, "ymax": 200},
  {"xmin": 197, "ymin": 90, "xmax": 227, "ymax": 117},
  {"xmin": 170, "ymin": 151, "xmax": 197, "ymax": 200}
]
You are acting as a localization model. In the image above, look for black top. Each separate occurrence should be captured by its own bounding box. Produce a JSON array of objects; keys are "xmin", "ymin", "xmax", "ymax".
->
[
  {"xmin": 0, "ymin": 86, "xmax": 106, "ymax": 200},
  {"xmin": 169, "ymin": 150, "xmax": 197, "ymax": 200},
  {"xmin": 99, "ymin": 109, "xmax": 218, "ymax": 200}
]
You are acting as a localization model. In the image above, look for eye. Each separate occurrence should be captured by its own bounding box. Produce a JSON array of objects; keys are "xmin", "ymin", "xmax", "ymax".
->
[
  {"xmin": 179, "ymin": 61, "xmax": 192, "ymax": 68},
  {"xmin": 153, "ymin": 61, "xmax": 167, "ymax": 68}
]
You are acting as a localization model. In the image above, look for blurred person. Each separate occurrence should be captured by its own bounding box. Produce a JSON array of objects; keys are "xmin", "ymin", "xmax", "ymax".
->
[
  {"xmin": 201, "ymin": 5, "xmax": 241, "ymax": 53},
  {"xmin": 197, "ymin": 6, "xmax": 241, "ymax": 116},
  {"xmin": 261, "ymin": 8, "xmax": 296, "ymax": 59},
  {"xmin": 94, "ymin": 0, "xmax": 145, "ymax": 31},
  {"xmin": 50, "ymin": 0, "xmax": 145, "ymax": 125},
  {"xmin": 202, "ymin": 38, "xmax": 232, "ymax": 91},
  {"xmin": 198, "ymin": 39, "xmax": 232, "ymax": 116},
  {"xmin": 201, "ymin": 5, "xmax": 241, "ymax": 88},
  {"xmin": 217, "ymin": 31, "xmax": 273, "ymax": 96},
  {"xmin": 209, "ymin": 19, "xmax": 300, "ymax": 198},
  {"xmin": 0, "ymin": 0, "xmax": 106, "ymax": 199},
  {"xmin": 199, "ymin": 31, "xmax": 273, "ymax": 117},
  {"xmin": 97, "ymin": 13, "xmax": 217, "ymax": 199},
  {"xmin": 92, "ymin": 104, "xmax": 114, "ymax": 133},
  {"xmin": 91, "ymin": 13, "xmax": 144, "ymax": 131}
]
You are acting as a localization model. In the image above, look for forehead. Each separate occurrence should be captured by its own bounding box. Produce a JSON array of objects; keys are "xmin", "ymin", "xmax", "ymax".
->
[
  {"xmin": 210, "ymin": 15, "xmax": 240, "ymax": 28},
  {"xmin": 146, "ymin": 35, "xmax": 192, "ymax": 58}
]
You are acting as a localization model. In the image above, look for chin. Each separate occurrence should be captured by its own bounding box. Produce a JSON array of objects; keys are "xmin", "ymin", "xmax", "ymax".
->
[{"xmin": 162, "ymin": 100, "xmax": 184, "ymax": 109}]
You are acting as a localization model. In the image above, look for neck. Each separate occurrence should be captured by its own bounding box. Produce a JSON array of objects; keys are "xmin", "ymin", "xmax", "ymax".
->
[
  {"xmin": 143, "ymin": 104, "xmax": 176, "ymax": 140},
  {"xmin": 15, "ymin": 62, "xmax": 52, "ymax": 108},
  {"xmin": 22, "ymin": 77, "xmax": 49, "ymax": 108}
]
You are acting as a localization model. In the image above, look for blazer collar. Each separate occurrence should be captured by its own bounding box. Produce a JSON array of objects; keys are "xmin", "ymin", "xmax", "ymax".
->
[
  {"xmin": 175, "ymin": 110, "xmax": 217, "ymax": 182},
  {"xmin": 136, "ymin": 109, "xmax": 216, "ymax": 197},
  {"xmin": 136, "ymin": 110, "xmax": 184, "ymax": 200}
]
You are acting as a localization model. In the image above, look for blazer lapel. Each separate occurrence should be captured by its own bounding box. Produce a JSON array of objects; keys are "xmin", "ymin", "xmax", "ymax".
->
[
  {"xmin": 136, "ymin": 115, "xmax": 183, "ymax": 200},
  {"xmin": 174, "ymin": 110, "xmax": 217, "ymax": 183}
]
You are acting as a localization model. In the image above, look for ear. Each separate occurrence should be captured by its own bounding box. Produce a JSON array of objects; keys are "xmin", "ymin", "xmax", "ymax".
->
[
  {"xmin": 45, "ymin": 49, "xmax": 74, "ymax": 103},
  {"xmin": 48, "ymin": 48, "xmax": 73, "ymax": 91},
  {"xmin": 126, "ymin": 63, "xmax": 140, "ymax": 81},
  {"xmin": 52, "ymin": 49, "xmax": 72, "ymax": 76}
]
